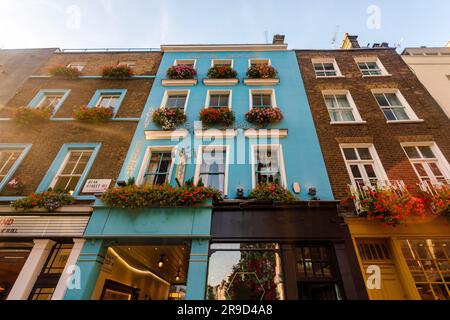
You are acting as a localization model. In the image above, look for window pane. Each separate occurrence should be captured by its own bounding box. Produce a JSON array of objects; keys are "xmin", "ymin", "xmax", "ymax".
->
[
  {"xmin": 385, "ymin": 94, "xmax": 401, "ymax": 106},
  {"xmin": 350, "ymin": 165, "xmax": 362, "ymax": 178},
  {"xmin": 144, "ymin": 152, "xmax": 172, "ymax": 185},
  {"xmin": 323, "ymin": 63, "xmax": 335, "ymax": 71},
  {"xmin": 335, "ymin": 96, "xmax": 350, "ymax": 109},
  {"xmin": 382, "ymin": 109, "xmax": 397, "ymax": 121},
  {"xmin": 404, "ymin": 147, "xmax": 420, "ymax": 159},
  {"xmin": 0, "ymin": 150, "xmax": 22, "ymax": 178},
  {"xmin": 340, "ymin": 110, "xmax": 355, "ymax": 121},
  {"xmin": 206, "ymin": 244, "xmax": 284, "ymax": 300},
  {"xmin": 375, "ymin": 95, "xmax": 389, "ymax": 107},
  {"xmin": 262, "ymin": 94, "xmax": 272, "ymax": 107},
  {"xmin": 200, "ymin": 150, "xmax": 226, "ymax": 192},
  {"xmin": 428, "ymin": 162, "xmax": 444, "ymax": 177},
  {"xmin": 314, "ymin": 64, "xmax": 324, "ymax": 71},
  {"xmin": 167, "ymin": 95, "xmax": 186, "ymax": 108},
  {"xmin": 357, "ymin": 148, "xmax": 372, "ymax": 160},
  {"xmin": 343, "ymin": 148, "xmax": 358, "ymax": 160},
  {"xmin": 414, "ymin": 163, "xmax": 428, "ymax": 177},
  {"xmin": 418, "ymin": 146, "xmax": 435, "ymax": 159},
  {"xmin": 364, "ymin": 165, "xmax": 377, "ymax": 179},
  {"xmin": 324, "ymin": 96, "xmax": 337, "ymax": 109},
  {"xmin": 392, "ymin": 108, "xmax": 410, "ymax": 120}
]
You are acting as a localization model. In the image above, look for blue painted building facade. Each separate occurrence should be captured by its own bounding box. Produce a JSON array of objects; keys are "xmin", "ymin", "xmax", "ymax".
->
[{"xmin": 66, "ymin": 42, "xmax": 366, "ymax": 301}]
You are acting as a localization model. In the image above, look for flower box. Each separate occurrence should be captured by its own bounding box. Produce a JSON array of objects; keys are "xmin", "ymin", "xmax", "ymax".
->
[
  {"xmin": 49, "ymin": 66, "xmax": 81, "ymax": 79},
  {"xmin": 152, "ymin": 108, "xmax": 187, "ymax": 130},
  {"xmin": 166, "ymin": 64, "xmax": 197, "ymax": 79},
  {"xmin": 101, "ymin": 184, "xmax": 222, "ymax": 209},
  {"xmin": 248, "ymin": 183, "xmax": 295, "ymax": 203},
  {"xmin": 243, "ymin": 78, "xmax": 280, "ymax": 86},
  {"xmin": 11, "ymin": 191, "xmax": 76, "ymax": 212},
  {"xmin": 199, "ymin": 107, "xmax": 235, "ymax": 127},
  {"xmin": 202, "ymin": 78, "xmax": 239, "ymax": 86},
  {"xmin": 245, "ymin": 107, "xmax": 283, "ymax": 127},
  {"xmin": 12, "ymin": 106, "xmax": 53, "ymax": 125},
  {"xmin": 102, "ymin": 66, "xmax": 133, "ymax": 79},
  {"xmin": 161, "ymin": 79, "xmax": 198, "ymax": 86},
  {"xmin": 73, "ymin": 106, "xmax": 114, "ymax": 123}
]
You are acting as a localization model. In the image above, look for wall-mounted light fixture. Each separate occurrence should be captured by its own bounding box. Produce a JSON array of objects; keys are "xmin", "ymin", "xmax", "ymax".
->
[
  {"xmin": 236, "ymin": 184, "xmax": 244, "ymax": 199},
  {"xmin": 292, "ymin": 182, "xmax": 301, "ymax": 194},
  {"xmin": 308, "ymin": 187, "xmax": 317, "ymax": 196}
]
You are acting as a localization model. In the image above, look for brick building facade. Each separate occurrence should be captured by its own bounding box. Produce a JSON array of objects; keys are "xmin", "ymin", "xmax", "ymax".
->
[{"xmin": 0, "ymin": 50, "xmax": 162, "ymax": 300}]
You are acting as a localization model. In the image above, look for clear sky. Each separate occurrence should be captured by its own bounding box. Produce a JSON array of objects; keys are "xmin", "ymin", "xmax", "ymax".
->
[{"xmin": 0, "ymin": 0, "xmax": 448, "ymax": 50}]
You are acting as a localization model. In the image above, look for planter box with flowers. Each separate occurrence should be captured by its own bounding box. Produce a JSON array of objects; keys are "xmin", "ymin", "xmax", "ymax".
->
[
  {"xmin": 346, "ymin": 183, "xmax": 426, "ymax": 227},
  {"xmin": 248, "ymin": 183, "xmax": 296, "ymax": 203},
  {"xmin": 73, "ymin": 106, "xmax": 114, "ymax": 123},
  {"xmin": 101, "ymin": 183, "xmax": 222, "ymax": 209},
  {"xmin": 102, "ymin": 66, "xmax": 133, "ymax": 79},
  {"xmin": 245, "ymin": 107, "xmax": 283, "ymax": 127},
  {"xmin": 162, "ymin": 65, "xmax": 198, "ymax": 86},
  {"xmin": 420, "ymin": 181, "xmax": 450, "ymax": 220},
  {"xmin": 199, "ymin": 107, "xmax": 235, "ymax": 128},
  {"xmin": 152, "ymin": 108, "xmax": 187, "ymax": 130},
  {"xmin": 49, "ymin": 66, "xmax": 81, "ymax": 80},
  {"xmin": 203, "ymin": 66, "xmax": 239, "ymax": 86},
  {"xmin": 244, "ymin": 65, "xmax": 280, "ymax": 86},
  {"xmin": 12, "ymin": 106, "xmax": 53, "ymax": 126},
  {"xmin": 11, "ymin": 191, "xmax": 76, "ymax": 212}
]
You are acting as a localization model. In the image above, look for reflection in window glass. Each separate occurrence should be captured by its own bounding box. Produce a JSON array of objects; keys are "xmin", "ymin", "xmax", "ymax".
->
[
  {"xmin": 400, "ymin": 239, "xmax": 450, "ymax": 300},
  {"xmin": 206, "ymin": 243, "xmax": 284, "ymax": 300}
]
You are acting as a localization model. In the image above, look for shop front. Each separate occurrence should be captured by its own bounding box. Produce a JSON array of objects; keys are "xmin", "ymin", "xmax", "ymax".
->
[
  {"xmin": 0, "ymin": 207, "xmax": 90, "ymax": 300},
  {"xmin": 207, "ymin": 201, "xmax": 368, "ymax": 300},
  {"xmin": 64, "ymin": 199, "xmax": 213, "ymax": 300},
  {"xmin": 346, "ymin": 216, "xmax": 450, "ymax": 300}
]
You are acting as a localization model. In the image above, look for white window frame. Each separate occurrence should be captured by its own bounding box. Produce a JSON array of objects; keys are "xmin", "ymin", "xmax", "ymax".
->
[
  {"xmin": 205, "ymin": 90, "xmax": 233, "ymax": 109},
  {"xmin": 354, "ymin": 57, "xmax": 390, "ymax": 77},
  {"xmin": 37, "ymin": 93, "xmax": 65, "ymax": 109},
  {"xmin": 311, "ymin": 58, "xmax": 343, "ymax": 78},
  {"xmin": 95, "ymin": 93, "xmax": 121, "ymax": 109},
  {"xmin": 400, "ymin": 142, "xmax": 450, "ymax": 184},
  {"xmin": 194, "ymin": 145, "xmax": 230, "ymax": 196},
  {"xmin": 322, "ymin": 90, "xmax": 364, "ymax": 123},
  {"xmin": 174, "ymin": 59, "xmax": 197, "ymax": 68},
  {"xmin": 249, "ymin": 89, "xmax": 277, "ymax": 111},
  {"xmin": 339, "ymin": 143, "xmax": 388, "ymax": 187},
  {"xmin": 250, "ymin": 144, "xmax": 287, "ymax": 189},
  {"xmin": 118, "ymin": 61, "xmax": 136, "ymax": 68},
  {"xmin": 49, "ymin": 149, "xmax": 94, "ymax": 192},
  {"xmin": 67, "ymin": 62, "xmax": 86, "ymax": 72},
  {"xmin": 371, "ymin": 88, "xmax": 421, "ymax": 122},
  {"xmin": 136, "ymin": 146, "xmax": 177, "ymax": 186},
  {"xmin": 161, "ymin": 89, "xmax": 190, "ymax": 114},
  {"xmin": 211, "ymin": 59, "xmax": 234, "ymax": 68},
  {"xmin": 248, "ymin": 58, "xmax": 271, "ymax": 67},
  {"xmin": 0, "ymin": 148, "xmax": 26, "ymax": 185}
]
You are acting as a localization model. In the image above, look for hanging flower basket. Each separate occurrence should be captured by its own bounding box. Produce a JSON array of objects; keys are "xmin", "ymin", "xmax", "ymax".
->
[
  {"xmin": 248, "ymin": 183, "xmax": 295, "ymax": 203},
  {"xmin": 12, "ymin": 106, "xmax": 53, "ymax": 125},
  {"xmin": 207, "ymin": 65, "xmax": 238, "ymax": 79},
  {"xmin": 101, "ymin": 184, "xmax": 222, "ymax": 209},
  {"xmin": 102, "ymin": 66, "xmax": 133, "ymax": 79},
  {"xmin": 152, "ymin": 108, "xmax": 187, "ymax": 130},
  {"xmin": 199, "ymin": 107, "xmax": 235, "ymax": 127},
  {"xmin": 245, "ymin": 107, "xmax": 283, "ymax": 127},
  {"xmin": 49, "ymin": 66, "xmax": 81, "ymax": 79},
  {"xmin": 166, "ymin": 65, "xmax": 197, "ymax": 80},
  {"xmin": 73, "ymin": 106, "xmax": 114, "ymax": 123},
  {"xmin": 11, "ymin": 191, "xmax": 76, "ymax": 212},
  {"xmin": 246, "ymin": 65, "xmax": 278, "ymax": 79}
]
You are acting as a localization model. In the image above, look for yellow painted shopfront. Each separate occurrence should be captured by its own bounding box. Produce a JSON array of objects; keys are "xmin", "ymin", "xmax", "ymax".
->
[{"xmin": 346, "ymin": 216, "xmax": 450, "ymax": 300}]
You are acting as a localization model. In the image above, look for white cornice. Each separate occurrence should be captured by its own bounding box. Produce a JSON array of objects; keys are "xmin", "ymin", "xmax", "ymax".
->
[
  {"xmin": 145, "ymin": 129, "xmax": 189, "ymax": 140},
  {"xmin": 161, "ymin": 44, "xmax": 288, "ymax": 52},
  {"xmin": 194, "ymin": 129, "xmax": 237, "ymax": 139},
  {"xmin": 244, "ymin": 129, "xmax": 288, "ymax": 138}
]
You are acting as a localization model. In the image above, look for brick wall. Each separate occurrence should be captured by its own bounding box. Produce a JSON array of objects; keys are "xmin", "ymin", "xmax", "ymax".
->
[
  {"xmin": 296, "ymin": 48, "xmax": 450, "ymax": 199},
  {"xmin": 0, "ymin": 51, "xmax": 162, "ymax": 198}
]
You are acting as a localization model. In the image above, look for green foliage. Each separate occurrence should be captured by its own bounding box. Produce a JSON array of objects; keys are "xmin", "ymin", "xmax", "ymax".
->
[
  {"xmin": 207, "ymin": 65, "xmax": 238, "ymax": 79},
  {"xmin": 73, "ymin": 106, "xmax": 114, "ymax": 122},
  {"xmin": 102, "ymin": 66, "xmax": 133, "ymax": 79},
  {"xmin": 12, "ymin": 106, "xmax": 53, "ymax": 126},
  {"xmin": 49, "ymin": 66, "xmax": 81, "ymax": 79},
  {"xmin": 248, "ymin": 183, "xmax": 295, "ymax": 203},
  {"xmin": 11, "ymin": 191, "xmax": 76, "ymax": 212}
]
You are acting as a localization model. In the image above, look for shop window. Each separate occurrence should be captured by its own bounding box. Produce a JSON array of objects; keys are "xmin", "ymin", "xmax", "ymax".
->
[
  {"xmin": 0, "ymin": 242, "xmax": 33, "ymax": 300},
  {"xmin": 30, "ymin": 243, "xmax": 73, "ymax": 300},
  {"xmin": 295, "ymin": 245, "xmax": 342, "ymax": 300},
  {"xmin": 206, "ymin": 243, "xmax": 285, "ymax": 300},
  {"xmin": 400, "ymin": 239, "xmax": 450, "ymax": 300}
]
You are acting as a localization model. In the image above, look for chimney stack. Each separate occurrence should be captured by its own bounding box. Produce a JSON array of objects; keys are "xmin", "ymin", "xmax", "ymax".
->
[
  {"xmin": 272, "ymin": 34, "xmax": 285, "ymax": 45},
  {"xmin": 372, "ymin": 42, "xmax": 389, "ymax": 48},
  {"xmin": 340, "ymin": 33, "xmax": 360, "ymax": 49}
]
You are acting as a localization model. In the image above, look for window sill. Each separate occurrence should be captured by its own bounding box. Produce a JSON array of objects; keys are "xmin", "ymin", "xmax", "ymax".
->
[
  {"xmin": 330, "ymin": 121, "xmax": 367, "ymax": 125},
  {"xmin": 243, "ymin": 78, "xmax": 280, "ymax": 86},
  {"xmin": 161, "ymin": 79, "xmax": 197, "ymax": 86},
  {"xmin": 203, "ymin": 78, "xmax": 239, "ymax": 86},
  {"xmin": 144, "ymin": 129, "xmax": 189, "ymax": 140},
  {"xmin": 315, "ymin": 75, "xmax": 346, "ymax": 79},
  {"xmin": 386, "ymin": 119, "xmax": 425, "ymax": 124},
  {"xmin": 362, "ymin": 74, "xmax": 392, "ymax": 78}
]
